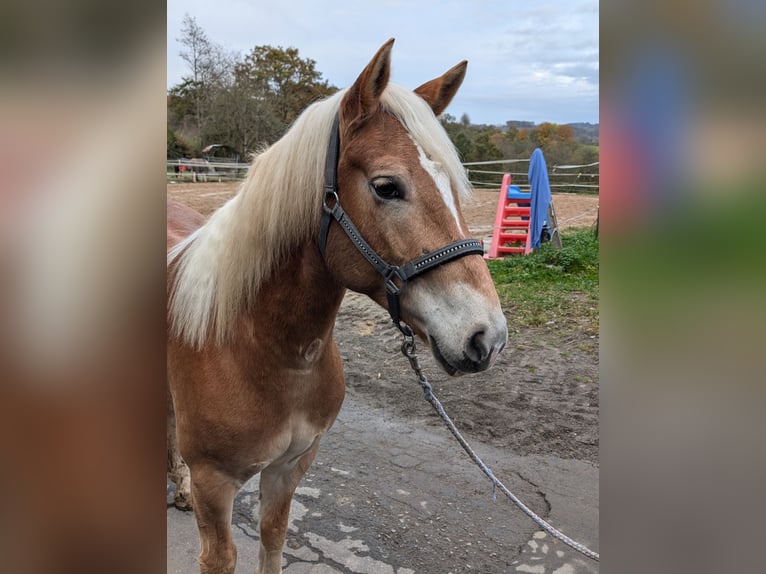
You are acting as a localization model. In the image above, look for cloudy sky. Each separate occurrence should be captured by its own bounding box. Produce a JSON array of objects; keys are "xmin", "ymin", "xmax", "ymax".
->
[{"xmin": 167, "ymin": 0, "xmax": 598, "ymax": 126}]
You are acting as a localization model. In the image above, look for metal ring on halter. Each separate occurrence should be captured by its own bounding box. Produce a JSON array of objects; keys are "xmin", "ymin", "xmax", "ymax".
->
[{"xmin": 323, "ymin": 190, "xmax": 339, "ymax": 209}]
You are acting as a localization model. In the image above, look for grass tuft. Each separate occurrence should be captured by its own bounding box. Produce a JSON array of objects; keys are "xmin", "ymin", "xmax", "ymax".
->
[{"xmin": 487, "ymin": 227, "xmax": 599, "ymax": 333}]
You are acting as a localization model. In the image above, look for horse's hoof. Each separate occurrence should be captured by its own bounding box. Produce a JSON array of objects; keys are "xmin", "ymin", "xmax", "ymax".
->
[{"xmin": 174, "ymin": 494, "xmax": 193, "ymax": 512}]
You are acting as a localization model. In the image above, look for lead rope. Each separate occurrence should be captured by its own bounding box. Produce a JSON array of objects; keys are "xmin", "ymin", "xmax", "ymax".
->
[{"xmin": 400, "ymin": 331, "xmax": 600, "ymax": 562}]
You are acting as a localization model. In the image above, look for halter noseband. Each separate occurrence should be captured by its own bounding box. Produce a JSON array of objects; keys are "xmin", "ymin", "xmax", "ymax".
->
[{"xmin": 318, "ymin": 113, "xmax": 484, "ymax": 335}]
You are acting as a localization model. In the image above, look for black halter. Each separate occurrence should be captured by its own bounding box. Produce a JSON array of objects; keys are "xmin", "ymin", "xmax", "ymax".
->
[{"xmin": 318, "ymin": 113, "xmax": 484, "ymax": 335}]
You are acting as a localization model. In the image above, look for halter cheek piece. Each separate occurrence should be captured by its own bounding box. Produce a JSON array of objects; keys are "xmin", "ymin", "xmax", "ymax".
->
[{"xmin": 318, "ymin": 113, "xmax": 484, "ymax": 336}]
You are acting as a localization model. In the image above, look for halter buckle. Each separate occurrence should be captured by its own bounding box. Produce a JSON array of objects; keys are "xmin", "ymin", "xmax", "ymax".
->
[{"xmin": 383, "ymin": 266, "xmax": 405, "ymax": 295}]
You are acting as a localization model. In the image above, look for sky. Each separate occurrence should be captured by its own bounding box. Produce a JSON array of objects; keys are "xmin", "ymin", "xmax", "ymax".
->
[{"xmin": 167, "ymin": 0, "xmax": 598, "ymax": 126}]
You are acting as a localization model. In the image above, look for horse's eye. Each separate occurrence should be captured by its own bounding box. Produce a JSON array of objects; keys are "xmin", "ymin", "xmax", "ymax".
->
[{"xmin": 370, "ymin": 177, "xmax": 403, "ymax": 200}]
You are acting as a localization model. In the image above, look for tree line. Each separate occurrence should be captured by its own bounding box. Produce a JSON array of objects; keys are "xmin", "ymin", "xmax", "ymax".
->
[
  {"xmin": 441, "ymin": 114, "xmax": 599, "ymax": 186},
  {"xmin": 167, "ymin": 15, "xmax": 337, "ymax": 160},
  {"xmin": 167, "ymin": 15, "xmax": 599, "ymax": 180}
]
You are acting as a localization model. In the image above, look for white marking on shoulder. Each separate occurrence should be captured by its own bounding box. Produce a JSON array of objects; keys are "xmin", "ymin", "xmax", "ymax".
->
[
  {"xmin": 303, "ymin": 338, "xmax": 323, "ymax": 363},
  {"xmin": 411, "ymin": 139, "xmax": 466, "ymax": 237}
]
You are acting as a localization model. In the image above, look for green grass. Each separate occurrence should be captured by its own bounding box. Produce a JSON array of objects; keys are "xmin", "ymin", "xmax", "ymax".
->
[{"xmin": 487, "ymin": 227, "xmax": 599, "ymax": 333}]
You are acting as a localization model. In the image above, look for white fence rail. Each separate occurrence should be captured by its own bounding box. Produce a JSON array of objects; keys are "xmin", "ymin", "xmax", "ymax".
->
[
  {"xmin": 463, "ymin": 158, "xmax": 599, "ymax": 193},
  {"xmin": 167, "ymin": 158, "xmax": 599, "ymax": 193},
  {"xmin": 166, "ymin": 159, "xmax": 250, "ymax": 182}
]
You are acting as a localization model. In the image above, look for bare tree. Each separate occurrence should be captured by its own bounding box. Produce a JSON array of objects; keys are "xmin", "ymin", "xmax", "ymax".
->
[{"xmin": 177, "ymin": 14, "xmax": 233, "ymax": 146}]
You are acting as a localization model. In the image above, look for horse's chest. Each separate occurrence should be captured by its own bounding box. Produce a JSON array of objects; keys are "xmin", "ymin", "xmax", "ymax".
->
[
  {"xmin": 172, "ymin": 337, "xmax": 345, "ymax": 475},
  {"xmin": 280, "ymin": 338, "xmax": 345, "ymax": 415},
  {"xmin": 282, "ymin": 363, "xmax": 344, "ymax": 423},
  {"xmin": 242, "ymin": 370, "xmax": 343, "ymax": 477}
]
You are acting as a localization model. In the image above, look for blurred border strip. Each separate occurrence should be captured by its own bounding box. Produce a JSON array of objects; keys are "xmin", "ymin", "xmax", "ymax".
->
[
  {"xmin": 601, "ymin": 1, "xmax": 766, "ymax": 573},
  {"xmin": 0, "ymin": 2, "xmax": 167, "ymax": 573}
]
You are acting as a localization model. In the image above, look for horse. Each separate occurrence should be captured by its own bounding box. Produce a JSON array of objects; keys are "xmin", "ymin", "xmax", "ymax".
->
[{"xmin": 167, "ymin": 39, "xmax": 508, "ymax": 574}]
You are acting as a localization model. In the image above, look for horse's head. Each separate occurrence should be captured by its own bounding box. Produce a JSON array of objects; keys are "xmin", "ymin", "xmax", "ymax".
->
[{"xmin": 323, "ymin": 39, "xmax": 507, "ymax": 376}]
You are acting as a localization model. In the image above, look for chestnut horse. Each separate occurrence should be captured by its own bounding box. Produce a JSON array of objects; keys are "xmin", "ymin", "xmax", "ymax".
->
[{"xmin": 167, "ymin": 39, "xmax": 507, "ymax": 574}]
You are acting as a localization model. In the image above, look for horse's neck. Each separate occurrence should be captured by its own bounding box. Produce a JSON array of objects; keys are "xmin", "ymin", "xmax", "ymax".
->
[{"xmin": 234, "ymin": 241, "xmax": 345, "ymax": 366}]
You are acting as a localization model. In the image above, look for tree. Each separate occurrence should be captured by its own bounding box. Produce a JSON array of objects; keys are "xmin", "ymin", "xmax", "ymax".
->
[
  {"xmin": 208, "ymin": 70, "xmax": 283, "ymax": 157},
  {"xmin": 525, "ymin": 123, "xmax": 579, "ymax": 166},
  {"xmin": 167, "ymin": 128, "xmax": 183, "ymax": 159},
  {"xmin": 452, "ymin": 132, "xmax": 473, "ymax": 161},
  {"xmin": 176, "ymin": 14, "xmax": 233, "ymax": 146},
  {"xmin": 167, "ymin": 79, "xmax": 200, "ymax": 134},
  {"xmin": 237, "ymin": 46, "xmax": 337, "ymax": 130},
  {"xmin": 470, "ymin": 131, "xmax": 502, "ymax": 162},
  {"xmin": 464, "ymin": 130, "xmax": 502, "ymax": 184}
]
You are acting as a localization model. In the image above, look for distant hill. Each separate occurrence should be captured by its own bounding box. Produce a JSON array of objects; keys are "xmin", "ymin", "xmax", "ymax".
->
[
  {"xmin": 505, "ymin": 120, "xmax": 536, "ymax": 129},
  {"xmin": 565, "ymin": 122, "xmax": 599, "ymax": 144}
]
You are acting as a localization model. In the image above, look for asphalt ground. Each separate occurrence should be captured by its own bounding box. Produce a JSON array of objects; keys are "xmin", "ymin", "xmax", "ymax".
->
[{"xmin": 168, "ymin": 395, "xmax": 598, "ymax": 574}]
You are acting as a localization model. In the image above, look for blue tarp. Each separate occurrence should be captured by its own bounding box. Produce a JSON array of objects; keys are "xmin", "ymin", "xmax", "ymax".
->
[{"xmin": 528, "ymin": 148, "xmax": 552, "ymax": 250}]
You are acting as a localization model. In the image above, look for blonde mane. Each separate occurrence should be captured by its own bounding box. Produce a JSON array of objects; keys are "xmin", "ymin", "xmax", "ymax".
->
[{"xmin": 168, "ymin": 84, "xmax": 470, "ymax": 349}]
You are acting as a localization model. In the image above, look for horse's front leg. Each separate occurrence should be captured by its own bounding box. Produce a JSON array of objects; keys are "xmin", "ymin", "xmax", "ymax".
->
[
  {"xmin": 190, "ymin": 463, "xmax": 240, "ymax": 574},
  {"xmin": 257, "ymin": 438, "xmax": 322, "ymax": 574}
]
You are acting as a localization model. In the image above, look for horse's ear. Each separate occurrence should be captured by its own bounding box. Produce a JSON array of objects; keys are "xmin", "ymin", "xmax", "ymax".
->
[
  {"xmin": 414, "ymin": 60, "xmax": 468, "ymax": 116},
  {"xmin": 342, "ymin": 38, "xmax": 394, "ymax": 124}
]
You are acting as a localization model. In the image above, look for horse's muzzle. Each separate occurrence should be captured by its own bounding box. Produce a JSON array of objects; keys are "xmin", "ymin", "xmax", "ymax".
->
[{"xmin": 429, "ymin": 320, "xmax": 507, "ymax": 376}]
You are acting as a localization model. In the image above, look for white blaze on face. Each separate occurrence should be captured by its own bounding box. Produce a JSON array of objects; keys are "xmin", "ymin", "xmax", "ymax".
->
[{"xmin": 412, "ymin": 140, "xmax": 467, "ymax": 237}]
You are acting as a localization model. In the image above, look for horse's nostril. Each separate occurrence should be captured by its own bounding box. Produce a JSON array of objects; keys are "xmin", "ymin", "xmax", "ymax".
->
[{"xmin": 467, "ymin": 330, "xmax": 489, "ymax": 363}]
